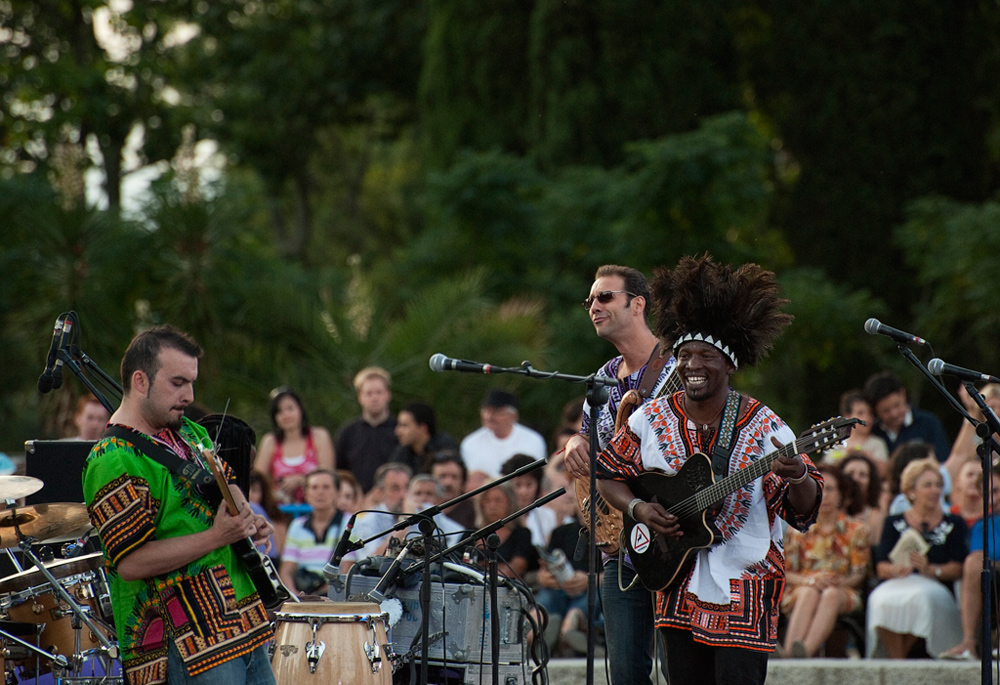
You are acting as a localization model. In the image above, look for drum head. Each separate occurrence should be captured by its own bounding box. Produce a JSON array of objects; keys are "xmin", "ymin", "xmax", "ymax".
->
[
  {"xmin": 276, "ymin": 600, "xmax": 384, "ymax": 619},
  {"xmin": 0, "ymin": 553, "xmax": 103, "ymax": 594}
]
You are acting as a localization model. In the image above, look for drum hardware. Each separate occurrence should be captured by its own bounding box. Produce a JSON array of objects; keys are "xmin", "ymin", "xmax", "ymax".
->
[
  {"xmin": 0, "ymin": 499, "xmax": 120, "ymax": 680},
  {"xmin": 305, "ymin": 619, "xmax": 325, "ymax": 674},
  {"xmin": 363, "ymin": 616, "xmax": 383, "ymax": 673},
  {"xmin": 0, "ymin": 625, "xmax": 71, "ymax": 672},
  {"xmin": 12, "ymin": 537, "xmax": 118, "ymax": 662}
]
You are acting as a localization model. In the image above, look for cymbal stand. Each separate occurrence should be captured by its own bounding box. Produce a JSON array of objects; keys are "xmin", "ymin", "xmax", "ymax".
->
[
  {"xmin": 0, "ymin": 627, "xmax": 70, "ymax": 673},
  {"xmin": 15, "ymin": 536, "xmax": 119, "ymax": 667}
]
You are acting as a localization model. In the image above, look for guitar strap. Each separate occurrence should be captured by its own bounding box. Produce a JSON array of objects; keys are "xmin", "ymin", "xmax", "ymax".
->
[
  {"xmin": 102, "ymin": 424, "xmax": 218, "ymax": 491},
  {"xmin": 636, "ymin": 343, "xmax": 665, "ymax": 399},
  {"xmin": 709, "ymin": 389, "xmax": 742, "ymax": 479}
]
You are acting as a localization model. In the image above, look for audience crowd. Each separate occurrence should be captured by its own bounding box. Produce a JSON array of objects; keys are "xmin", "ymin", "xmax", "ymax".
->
[{"xmin": 54, "ymin": 366, "xmax": 1000, "ymax": 661}]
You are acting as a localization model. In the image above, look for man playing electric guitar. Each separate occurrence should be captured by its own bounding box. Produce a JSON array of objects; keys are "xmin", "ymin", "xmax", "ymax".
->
[
  {"xmin": 564, "ymin": 264, "xmax": 674, "ymax": 685},
  {"xmin": 596, "ymin": 256, "xmax": 823, "ymax": 685},
  {"xmin": 83, "ymin": 325, "xmax": 275, "ymax": 685}
]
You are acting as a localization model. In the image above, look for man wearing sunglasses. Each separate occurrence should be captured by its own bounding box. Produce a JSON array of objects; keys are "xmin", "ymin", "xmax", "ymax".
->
[{"xmin": 565, "ymin": 264, "xmax": 674, "ymax": 685}]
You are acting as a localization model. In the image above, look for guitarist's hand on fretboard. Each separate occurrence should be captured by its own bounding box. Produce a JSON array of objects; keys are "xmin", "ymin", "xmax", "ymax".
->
[
  {"xmin": 212, "ymin": 500, "xmax": 261, "ymax": 547},
  {"xmin": 769, "ymin": 436, "xmax": 808, "ymax": 481}
]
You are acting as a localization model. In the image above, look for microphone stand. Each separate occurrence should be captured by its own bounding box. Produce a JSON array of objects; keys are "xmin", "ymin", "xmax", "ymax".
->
[
  {"xmin": 403, "ymin": 488, "xmax": 566, "ymax": 685},
  {"xmin": 417, "ymin": 517, "xmax": 435, "ymax": 685},
  {"xmin": 57, "ymin": 344, "xmax": 123, "ymax": 414},
  {"xmin": 487, "ymin": 533, "xmax": 501, "ymax": 685},
  {"xmin": 962, "ymin": 383, "xmax": 1000, "ymax": 685},
  {"xmin": 584, "ymin": 381, "xmax": 608, "ymax": 685},
  {"xmin": 896, "ymin": 340, "xmax": 1000, "ymax": 685}
]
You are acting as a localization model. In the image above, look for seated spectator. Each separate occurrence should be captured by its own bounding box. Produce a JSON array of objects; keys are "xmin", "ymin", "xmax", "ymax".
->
[
  {"xmin": 390, "ymin": 402, "xmax": 458, "ymax": 474},
  {"xmin": 379, "ymin": 474, "xmax": 465, "ymax": 552},
  {"xmin": 501, "ymin": 453, "xmax": 557, "ymax": 547},
  {"xmin": 541, "ymin": 451, "xmax": 581, "ymax": 527},
  {"xmin": 67, "ymin": 394, "xmax": 111, "ymax": 441},
  {"xmin": 841, "ymin": 452, "xmax": 887, "ymax": 547},
  {"xmin": 885, "ymin": 441, "xmax": 951, "ymax": 515},
  {"xmin": 867, "ymin": 458, "xmax": 967, "ymax": 658},
  {"xmin": 350, "ymin": 462, "xmax": 412, "ymax": 563},
  {"xmin": 429, "ymin": 450, "xmax": 476, "ymax": 530},
  {"xmin": 256, "ymin": 387, "xmax": 335, "ymax": 504},
  {"xmin": 780, "ymin": 463, "xmax": 870, "ymax": 658},
  {"xmin": 536, "ymin": 506, "xmax": 601, "ymax": 657},
  {"xmin": 949, "ymin": 460, "xmax": 985, "ymax": 531},
  {"xmin": 823, "ymin": 389, "xmax": 889, "ymax": 470},
  {"xmin": 943, "ymin": 464, "xmax": 1000, "ymax": 659},
  {"xmin": 944, "ymin": 383, "xmax": 1000, "ymax": 485},
  {"xmin": 248, "ymin": 471, "xmax": 286, "ymax": 561},
  {"xmin": 560, "ymin": 397, "xmax": 585, "ymax": 433},
  {"xmin": 473, "ymin": 481, "xmax": 538, "ymax": 578},
  {"xmin": 551, "ymin": 425, "xmax": 578, "ymax": 456},
  {"xmin": 279, "ymin": 469, "xmax": 345, "ymax": 595},
  {"xmin": 460, "ymin": 389, "xmax": 547, "ymax": 488},
  {"xmin": 336, "ymin": 469, "xmax": 364, "ymax": 515},
  {"xmin": 865, "ymin": 371, "xmax": 951, "ymax": 463}
]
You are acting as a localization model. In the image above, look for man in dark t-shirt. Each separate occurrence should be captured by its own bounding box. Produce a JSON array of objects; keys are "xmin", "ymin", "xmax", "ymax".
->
[{"xmin": 336, "ymin": 366, "xmax": 398, "ymax": 491}]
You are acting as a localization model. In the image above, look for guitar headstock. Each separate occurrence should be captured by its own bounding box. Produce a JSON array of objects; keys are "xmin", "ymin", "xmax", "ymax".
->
[{"xmin": 795, "ymin": 416, "xmax": 861, "ymax": 455}]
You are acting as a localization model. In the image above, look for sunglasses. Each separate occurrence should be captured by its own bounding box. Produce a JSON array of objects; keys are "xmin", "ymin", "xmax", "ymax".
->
[{"xmin": 582, "ymin": 290, "xmax": 637, "ymax": 310}]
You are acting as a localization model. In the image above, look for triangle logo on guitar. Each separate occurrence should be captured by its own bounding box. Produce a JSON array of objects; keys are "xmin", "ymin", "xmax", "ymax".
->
[{"xmin": 620, "ymin": 416, "xmax": 857, "ymax": 592}]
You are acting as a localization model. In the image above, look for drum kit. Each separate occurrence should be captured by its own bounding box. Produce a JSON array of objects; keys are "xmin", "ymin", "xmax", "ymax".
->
[{"xmin": 0, "ymin": 475, "xmax": 120, "ymax": 685}]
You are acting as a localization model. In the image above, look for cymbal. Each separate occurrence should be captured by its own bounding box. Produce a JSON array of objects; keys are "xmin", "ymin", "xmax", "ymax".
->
[
  {"xmin": 0, "ymin": 475, "xmax": 44, "ymax": 500},
  {"xmin": 0, "ymin": 503, "xmax": 93, "ymax": 549}
]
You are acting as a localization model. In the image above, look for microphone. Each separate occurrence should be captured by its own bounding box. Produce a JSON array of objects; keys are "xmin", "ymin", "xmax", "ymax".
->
[
  {"xmin": 864, "ymin": 318, "xmax": 927, "ymax": 346},
  {"xmin": 429, "ymin": 353, "xmax": 497, "ymax": 374},
  {"xmin": 50, "ymin": 315, "xmax": 75, "ymax": 390},
  {"xmin": 325, "ymin": 512, "xmax": 359, "ymax": 576},
  {"xmin": 37, "ymin": 314, "xmax": 67, "ymax": 393},
  {"xmin": 366, "ymin": 540, "xmax": 414, "ymax": 604},
  {"xmin": 928, "ymin": 358, "xmax": 1000, "ymax": 385}
]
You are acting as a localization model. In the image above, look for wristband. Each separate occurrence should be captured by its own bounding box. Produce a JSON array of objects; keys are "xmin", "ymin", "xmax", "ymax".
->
[
  {"xmin": 627, "ymin": 498, "xmax": 644, "ymax": 519},
  {"xmin": 786, "ymin": 462, "xmax": 810, "ymax": 485}
]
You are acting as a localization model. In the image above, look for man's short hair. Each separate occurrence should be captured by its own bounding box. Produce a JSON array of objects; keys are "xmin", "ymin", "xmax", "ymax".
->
[
  {"xmin": 500, "ymin": 453, "xmax": 542, "ymax": 484},
  {"xmin": 306, "ymin": 468, "xmax": 340, "ymax": 489},
  {"xmin": 482, "ymin": 389, "xmax": 518, "ymax": 411},
  {"xmin": 594, "ymin": 264, "xmax": 651, "ymax": 315},
  {"xmin": 410, "ymin": 473, "xmax": 444, "ymax": 499},
  {"xmin": 373, "ymin": 461, "xmax": 412, "ymax": 490},
  {"xmin": 402, "ymin": 402, "xmax": 436, "ymax": 435},
  {"xmin": 864, "ymin": 371, "xmax": 905, "ymax": 408},
  {"xmin": 353, "ymin": 366, "xmax": 392, "ymax": 393},
  {"xmin": 429, "ymin": 450, "xmax": 467, "ymax": 482},
  {"xmin": 121, "ymin": 325, "xmax": 202, "ymax": 393}
]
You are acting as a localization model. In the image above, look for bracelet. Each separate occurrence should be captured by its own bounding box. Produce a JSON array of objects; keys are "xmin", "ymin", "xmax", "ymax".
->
[
  {"xmin": 627, "ymin": 497, "xmax": 644, "ymax": 519},
  {"xmin": 786, "ymin": 463, "xmax": 810, "ymax": 485}
]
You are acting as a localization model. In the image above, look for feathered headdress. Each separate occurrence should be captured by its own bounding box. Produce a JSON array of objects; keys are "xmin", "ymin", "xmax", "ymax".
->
[{"xmin": 650, "ymin": 254, "xmax": 793, "ymax": 369}]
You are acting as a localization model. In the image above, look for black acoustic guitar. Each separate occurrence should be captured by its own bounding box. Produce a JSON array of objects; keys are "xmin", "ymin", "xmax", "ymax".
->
[
  {"xmin": 198, "ymin": 444, "xmax": 295, "ymax": 610},
  {"xmin": 620, "ymin": 416, "xmax": 857, "ymax": 592}
]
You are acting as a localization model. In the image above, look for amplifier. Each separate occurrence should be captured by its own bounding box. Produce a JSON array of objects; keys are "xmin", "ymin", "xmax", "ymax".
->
[{"xmin": 329, "ymin": 568, "xmax": 527, "ymax": 665}]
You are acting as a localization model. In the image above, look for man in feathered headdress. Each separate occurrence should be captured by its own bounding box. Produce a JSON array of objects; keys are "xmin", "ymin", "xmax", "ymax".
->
[{"xmin": 596, "ymin": 255, "xmax": 824, "ymax": 685}]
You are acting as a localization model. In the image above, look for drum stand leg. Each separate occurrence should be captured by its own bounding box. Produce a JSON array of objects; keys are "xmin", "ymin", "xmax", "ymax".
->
[{"xmin": 16, "ymin": 540, "xmax": 119, "ymax": 664}]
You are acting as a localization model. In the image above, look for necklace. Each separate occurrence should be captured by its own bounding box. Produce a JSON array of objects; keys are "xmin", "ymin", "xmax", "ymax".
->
[{"xmin": 683, "ymin": 396, "xmax": 725, "ymax": 434}]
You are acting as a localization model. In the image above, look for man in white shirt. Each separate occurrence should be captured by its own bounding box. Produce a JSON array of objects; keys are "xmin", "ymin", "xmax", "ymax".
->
[{"xmin": 460, "ymin": 389, "xmax": 547, "ymax": 487}]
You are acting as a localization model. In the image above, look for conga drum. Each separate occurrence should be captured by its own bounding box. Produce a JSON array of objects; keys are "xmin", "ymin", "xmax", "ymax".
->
[{"xmin": 271, "ymin": 601, "xmax": 390, "ymax": 684}]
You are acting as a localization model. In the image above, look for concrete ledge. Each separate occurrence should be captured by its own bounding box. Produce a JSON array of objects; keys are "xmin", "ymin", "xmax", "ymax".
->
[{"xmin": 545, "ymin": 658, "xmax": 981, "ymax": 685}]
